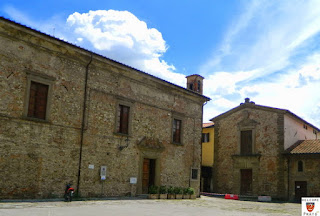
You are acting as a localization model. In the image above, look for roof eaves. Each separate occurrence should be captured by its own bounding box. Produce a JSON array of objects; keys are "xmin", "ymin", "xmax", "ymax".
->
[
  {"xmin": 284, "ymin": 110, "xmax": 320, "ymax": 132},
  {"xmin": 0, "ymin": 16, "xmax": 210, "ymax": 101}
]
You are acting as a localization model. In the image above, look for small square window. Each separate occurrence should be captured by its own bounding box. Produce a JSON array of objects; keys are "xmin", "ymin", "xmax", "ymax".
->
[
  {"xmin": 191, "ymin": 168, "xmax": 199, "ymax": 180},
  {"xmin": 202, "ymin": 133, "xmax": 210, "ymax": 142}
]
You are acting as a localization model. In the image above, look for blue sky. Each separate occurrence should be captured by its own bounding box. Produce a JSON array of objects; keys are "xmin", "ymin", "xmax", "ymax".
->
[{"xmin": 1, "ymin": 0, "xmax": 320, "ymax": 127}]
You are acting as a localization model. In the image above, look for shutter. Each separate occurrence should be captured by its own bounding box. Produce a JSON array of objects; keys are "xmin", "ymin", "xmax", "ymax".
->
[
  {"xmin": 119, "ymin": 105, "xmax": 129, "ymax": 134},
  {"xmin": 35, "ymin": 83, "xmax": 48, "ymax": 119},
  {"xmin": 241, "ymin": 130, "xmax": 252, "ymax": 154},
  {"xmin": 174, "ymin": 119, "xmax": 181, "ymax": 143},
  {"xmin": 28, "ymin": 81, "xmax": 48, "ymax": 119},
  {"xmin": 117, "ymin": 105, "xmax": 121, "ymax": 132},
  {"xmin": 122, "ymin": 106, "xmax": 129, "ymax": 134},
  {"xmin": 27, "ymin": 82, "xmax": 37, "ymax": 117}
]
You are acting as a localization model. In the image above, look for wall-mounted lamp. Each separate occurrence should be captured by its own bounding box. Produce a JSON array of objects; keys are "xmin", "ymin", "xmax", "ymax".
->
[{"xmin": 118, "ymin": 136, "xmax": 130, "ymax": 151}]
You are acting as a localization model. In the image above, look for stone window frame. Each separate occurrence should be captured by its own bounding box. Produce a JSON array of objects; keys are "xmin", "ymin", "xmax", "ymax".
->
[
  {"xmin": 237, "ymin": 125, "xmax": 256, "ymax": 155},
  {"xmin": 171, "ymin": 113, "xmax": 184, "ymax": 145},
  {"xmin": 114, "ymin": 98, "xmax": 134, "ymax": 137},
  {"xmin": 23, "ymin": 71, "xmax": 55, "ymax": 122}
]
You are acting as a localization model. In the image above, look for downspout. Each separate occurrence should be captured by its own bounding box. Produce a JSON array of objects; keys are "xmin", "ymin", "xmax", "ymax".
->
[
  {"xmin": 76, "ymin": 53, "xmax": 93, "ymax": 196},
  {"xmin": 287, "ymin": 157, "xmax": 290, "ymax": 201}
]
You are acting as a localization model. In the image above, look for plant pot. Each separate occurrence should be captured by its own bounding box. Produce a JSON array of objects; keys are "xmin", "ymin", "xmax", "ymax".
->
[
  {"xmin": 258, "ymin": 196, "xmax": 271, "ymax": 202},
  {"xmin": 148, "ymin": 194, "xmax": 159, "ymax": 199},
  {"xmin": 159, "ymin": 194, "xmax": 168, "ymax": 199},
  {"xmin": 175, "ymin": 194, "xmax": 183, "ymax": 199},
  {"xmin": 190, "ymin": 194, "xmax": 196, "ymax": 199},
  {"xmin": 167, "ymin": 194, "xmax": 175, "ymax": 199},
  {"xmin": 183, "ymin": 194, "xmax": 190, "ymax": 199}
]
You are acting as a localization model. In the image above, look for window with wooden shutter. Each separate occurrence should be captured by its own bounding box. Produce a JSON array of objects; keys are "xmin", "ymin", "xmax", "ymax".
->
[
  {"xmin": 240, "ymin": 130, "xmax": 252, "ymax": 155},
  {"xmin": 27, "ymin": 81, "xmax": 49, "ymax": 120},
  {"xmin": 173, "ymin": 119, "xmax": 182, "ymax": 143},
  {"xmin": 117, "ymin": 104, "xmax": 130, "ymax": 134}
]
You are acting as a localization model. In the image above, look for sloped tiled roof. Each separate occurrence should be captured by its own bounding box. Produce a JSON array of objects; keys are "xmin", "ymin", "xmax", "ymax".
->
[
  {"xmin": 285, "ymin": 139, "xmax": 320, "ymax": 154},
  {"xmin": 203, "ymin": 123, "xmax": 214, "ymax": 128}
]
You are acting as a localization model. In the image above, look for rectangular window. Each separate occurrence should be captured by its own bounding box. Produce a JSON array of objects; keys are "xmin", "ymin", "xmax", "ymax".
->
[
  {"xmin": 27, "ymin": 81, "xmax": 49, "ymax": 120},
  {"xmin": 117, "ymin": 104, "xmax": 130, "ymax": 134},
  {"xmin": 202, "ymin": 133, "xmax": 210, "ymax": 142},
  {"xmin": 191, "ymin": 168, "xmax": 199, "ymax": 180},
  {"xmin": 172, "ymin": 119, "xmax": 182, "ymax": 143},
  {"xmin": 240, "ymin": 130, "xmax": 252, "ymax": 155}
]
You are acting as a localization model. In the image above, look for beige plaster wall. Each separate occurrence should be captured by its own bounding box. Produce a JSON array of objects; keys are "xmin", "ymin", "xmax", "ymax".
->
[{"xmin": 284, "ymin": 114, "xmax": 318, "ymax": 150}]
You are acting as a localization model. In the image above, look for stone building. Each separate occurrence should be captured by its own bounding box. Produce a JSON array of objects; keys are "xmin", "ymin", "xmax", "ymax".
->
[
  {"xmin": 284, "ymin": 139, "xmax": 320, "ymax": 201},
  {"xmin": 0, "ymin": 17, "xmax": 209, "ymax": 199},
  {"xmin": 201, "ymin": 123, "xmax": 214, "ymax": 192},
  {"xmin": 211, "ymin": 98, "xmax": 319, "ymax": 200}
]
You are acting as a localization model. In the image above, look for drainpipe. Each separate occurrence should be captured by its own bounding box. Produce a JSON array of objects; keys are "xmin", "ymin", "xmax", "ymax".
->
[
  {"xmin": 76, "ymin": 53, "xmax": 93, "ymax": 196},
  {"xmin": 287, "ymin": 157, "xmax": 290, "ymax": 201}
]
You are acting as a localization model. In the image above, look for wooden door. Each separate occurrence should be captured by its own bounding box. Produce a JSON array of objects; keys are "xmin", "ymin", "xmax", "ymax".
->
[
  {"xmin": 295, "ymin": 181, "xmax": 307, "ymax": 202},
  {"xmin": 240, "ymin": 169, "xmax": 252, "ymax": 195},
  {"xmin": 142, "ymin": 158, "xmax": 156, "ymax": 194}
]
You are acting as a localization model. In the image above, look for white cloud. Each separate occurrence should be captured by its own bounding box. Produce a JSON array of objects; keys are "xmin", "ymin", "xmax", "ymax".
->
[
  {"xmin": 202, "ymin": 0, "xmax": 320, "ymax": 127},
  {"xmin": 201, "ymin": 0, "xmax": 320, "ymax": 75},
  {"xmin": 65, "ymin": 10, "xmax": 184, "ymax": 86}
]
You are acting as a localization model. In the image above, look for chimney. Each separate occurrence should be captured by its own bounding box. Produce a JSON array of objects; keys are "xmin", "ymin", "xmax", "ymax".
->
[
  {"xmin": 242, "ymin": 97, "xmax": 255, "ymax": 105},
  {"xmin": 186, "ymin": 74, "xmax": 204, "ymax": 94}
]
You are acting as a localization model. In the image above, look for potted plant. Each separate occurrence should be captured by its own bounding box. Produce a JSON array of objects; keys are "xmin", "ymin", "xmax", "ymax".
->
[
  {"xmin": 187, "ymin": 187, "xmax": 196, "ymax": 199},
  {"xmin": 183, "ymin": 188, "xmax": 190, "ymax": 199},
  {"xmin": 159, "ymin": 186, "xmax": 167, "ymax": 199},
  {"xmin": 148, "ymin": 185, "xmax": 159, "ymax": 199},
  {"xmin": 167, "ymin": 186, "xmax": 175, "ymax": 199},
  {"xmin": 174, "ymin": 187, "xmax": 183, "ymax": 199}
]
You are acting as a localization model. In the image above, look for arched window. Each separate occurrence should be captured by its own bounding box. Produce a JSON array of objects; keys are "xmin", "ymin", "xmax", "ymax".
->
[
  {"xmin": 197, "ymin": 80, "xmax": 201, "ymax": 91},
  {"xmin": 298, "ymin": 161, "xmax": 303, "ymax": 172}
]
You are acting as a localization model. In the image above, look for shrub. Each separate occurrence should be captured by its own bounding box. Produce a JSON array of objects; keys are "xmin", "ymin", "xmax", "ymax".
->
[
  {"xmin": 148, "ymin": 185, "xmax": 159, "ymax": 194},
  {"xmin": 183, "ymin": 188, "xmax": 189, "ymax": 195},
  {"xmin": 187, "ymin": 187, "xmax": 195, "ymax": 195},
  {"xmin": 167, "ymin": 186, "xmax": 175, "ymax": 194},
  {"xmin": 159, "ymin": 186, "xmax": 167, "ymax": 194},
  {"xmin": 174, "ymin": 187, "xmax": 183, "ymax": 194}
]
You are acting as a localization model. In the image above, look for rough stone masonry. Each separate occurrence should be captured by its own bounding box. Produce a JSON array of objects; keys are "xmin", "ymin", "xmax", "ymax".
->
[{"xmin": 0, "ymin": 17, "xmax": 209, "ymax": 199}]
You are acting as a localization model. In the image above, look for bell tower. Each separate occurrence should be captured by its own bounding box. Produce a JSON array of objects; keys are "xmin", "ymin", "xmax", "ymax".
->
[{"xmin": 186, "ymin": 74, "xmax": 204, "ymax": 94}]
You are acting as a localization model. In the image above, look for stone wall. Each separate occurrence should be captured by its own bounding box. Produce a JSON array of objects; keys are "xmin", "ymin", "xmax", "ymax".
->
[
  {"xmin": 213, "ymin": 106, "xmax": 287, "ymax": 199},
  {"xmin": 0, "ymin": 18, "xmax": 207, "ymax": 199},
  {"xmin": 288, "ymin": 155, "xmax": 320, "ymax": 201}
]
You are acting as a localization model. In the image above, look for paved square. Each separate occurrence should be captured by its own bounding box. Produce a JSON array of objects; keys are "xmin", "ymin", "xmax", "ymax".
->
[{"xmin": 0, "ymin": 196, "xmax": 300, "ymax": 216}]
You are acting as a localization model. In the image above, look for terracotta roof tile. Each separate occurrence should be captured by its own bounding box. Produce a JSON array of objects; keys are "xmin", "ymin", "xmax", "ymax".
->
[
  {"xmin": 285, "ymin": 139, "xmax": 320, "ymax": 154},
  {"xmin": 203, "ymin": 123, "xmax": 214, "ymax": 128}
]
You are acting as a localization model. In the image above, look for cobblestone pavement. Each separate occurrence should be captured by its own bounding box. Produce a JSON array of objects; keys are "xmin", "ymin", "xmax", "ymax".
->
[{"xmin": 0, "ymin": 196, "xmax": 300, "ymax": 216}]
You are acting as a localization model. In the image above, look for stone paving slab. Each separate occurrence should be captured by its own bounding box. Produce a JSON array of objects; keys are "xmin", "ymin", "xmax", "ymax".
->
[{"xmin": 0, "ymin": 196, "xmax": 300, "ymax": 216}]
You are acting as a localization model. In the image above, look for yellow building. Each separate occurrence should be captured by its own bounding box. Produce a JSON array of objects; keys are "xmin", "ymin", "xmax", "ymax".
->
[{"xmin": 201, "ymin": 123, "xmax": 214, "ymax": 192}]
